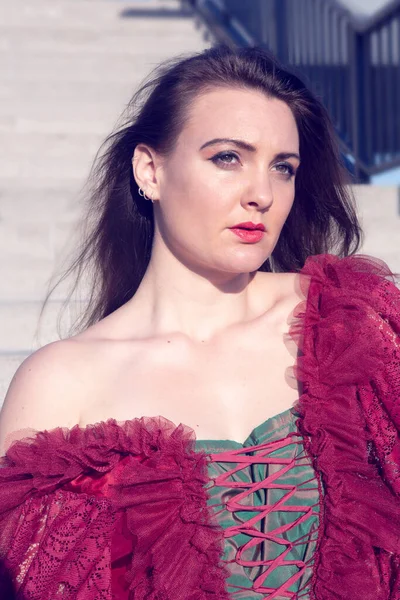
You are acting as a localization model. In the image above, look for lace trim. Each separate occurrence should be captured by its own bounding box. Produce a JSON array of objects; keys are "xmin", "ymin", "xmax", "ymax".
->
[
  {"xmin": 0, "ymin": 418, "xmax": 231, "ymax": 600},
  {"xmin": 289, "ymin": 253, "xmax": 400, "ymax": 599}
]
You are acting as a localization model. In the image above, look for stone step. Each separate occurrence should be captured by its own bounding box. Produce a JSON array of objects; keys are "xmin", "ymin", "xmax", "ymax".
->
[
  {"xmin": 0, "ymin": 260, "xmax": 79, "ymax": 302},
  {"xmin": 0, "ymin": 354, "xmax": 29, "ymax": 403},
  {"xmin": 0, "ymin": 300, "xmax": 78, "ymax": 354},
  {"xmin": 0, "ymin": 80, "xmax": 133, "ymax": 104},
  {"xmin": 0, "ymin": 108, "xmax": 125, "ymax": 136},
  {"xmin": 0, "ymin": 187, "xmax": 81, "ymax": 223},
  {"xmin": 353, "ymin": 184, "xmax": 400, "ymax": 274},
  {"xmin": 0, "ymin": 200, "xmax": 86, "ymax": 302},
  {"xmin": 0, "ymin": 156, "xmax": 95, "ymax": 182},
  {"xmin": 1, "ymin": 19, "xmax": 197, "ymax": 42},
  {"xmin": 1, "ymin": 54, "xmax": 189, "ymax": 84},
  {"xmin": 0, "ymin": 1, "xmax": 188, "ymax": 29},
  {"xmin": 0, "ymin": 218, "xmax": 79, "ymax": 264},
  {"xmin": 0, "ymin": 131, "xmax": 104, "ymax": 155},
  {"xmin": 0, "ymin": 132, "xmax": 104, "ymax": 179},
  {"xmin": 0, "ymin": 177, "xmax": 81, "ymax": 191}
]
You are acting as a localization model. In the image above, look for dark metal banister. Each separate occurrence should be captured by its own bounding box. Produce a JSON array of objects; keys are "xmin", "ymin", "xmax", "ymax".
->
[
  {"xmin": 188, "ymin": 0, "xmax": 400, "ymax": 183},
  {"xmin": 355, "ymin": 0, "xmax": 400, "ymax": 32}
]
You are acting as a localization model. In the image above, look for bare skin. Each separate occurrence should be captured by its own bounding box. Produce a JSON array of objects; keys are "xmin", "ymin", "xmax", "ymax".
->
[
  {"xmin": 75, "ymin": 270, "xmax": 305, "ymax": 443},
  {"xmin": 0, "ymin": 86, "xmax": 306, "ymax": 451}
]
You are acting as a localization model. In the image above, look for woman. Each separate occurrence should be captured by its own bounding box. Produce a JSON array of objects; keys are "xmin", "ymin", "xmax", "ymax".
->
[{"xmin": 0, "ymin": 44, "xmax": 399, "ymax": 600}]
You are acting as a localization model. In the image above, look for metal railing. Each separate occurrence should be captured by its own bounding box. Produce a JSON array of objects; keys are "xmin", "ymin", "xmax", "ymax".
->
[{"xmin": 189, "ymin": 0, "xmax": 400, "ymax": 182}]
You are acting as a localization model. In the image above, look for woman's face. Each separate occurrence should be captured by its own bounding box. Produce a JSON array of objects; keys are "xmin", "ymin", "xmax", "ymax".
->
[{"xmin": 151, "ymin": 86, "xmax": 300, "ymax": 277}]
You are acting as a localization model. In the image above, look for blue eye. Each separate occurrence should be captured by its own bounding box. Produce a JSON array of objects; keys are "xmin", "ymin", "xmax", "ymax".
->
[
  {"xmin": 209, "ymin": 153, "xmax": 296, "ymax": 179},
  {"xmin": 210, "ymin": 152, "xmax": 240, "ymax": 168},
  {"xmin": 275, "ymin": 163, "xmax": 296, "ymax": 179}
]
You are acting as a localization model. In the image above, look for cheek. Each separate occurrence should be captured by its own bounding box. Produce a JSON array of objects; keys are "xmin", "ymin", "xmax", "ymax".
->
[
  {"xmin": 282, "ymin": 195, "xmax": 296, "ymax": 220},
  {"xmin": 270, "ymin": 193, "xmax": 295, "ymax": 228},
  {"xmin": 275, "ymin": 183, "xmax": 295, "ymax": 205},
  {"xmin": 161, "ymin": 177, "xmax": 216, "ymax": 239},
  {"xmin": 176, "ymin": 170, "xmax": 227, "ymax": 220},
  {"xmin": 169, "ymin": 163, "xmax": 215, "ymax": 209}
]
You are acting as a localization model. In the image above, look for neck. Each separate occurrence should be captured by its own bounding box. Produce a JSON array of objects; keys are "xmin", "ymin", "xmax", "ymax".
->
[{"xmin": 126, "ymin": 258, "xmax": 263, "ymax": 344}]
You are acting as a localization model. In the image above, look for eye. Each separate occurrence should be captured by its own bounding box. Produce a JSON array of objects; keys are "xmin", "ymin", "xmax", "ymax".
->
[
  {"xmin": 274, "ymin": 162, "xmax": 296, "ymax": 179},
  {"xmin": 209, "ymin": 151, "xmax": 240, "ymax": 169}
]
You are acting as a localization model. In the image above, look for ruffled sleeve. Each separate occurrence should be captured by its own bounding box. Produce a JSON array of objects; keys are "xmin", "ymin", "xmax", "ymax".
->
[
  {"xmin": 290, "ymin": 253, "xmax": 400, "ymax": 600},
  {"xmin": 0, "ymin": 417, "xmax": 230, "ymax": 599}
]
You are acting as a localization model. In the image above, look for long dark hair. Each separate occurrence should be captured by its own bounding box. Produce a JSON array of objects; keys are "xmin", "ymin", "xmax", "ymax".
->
[{"xmin": 42, "ymin": 44, "xmax": 362, "ymax": 337}]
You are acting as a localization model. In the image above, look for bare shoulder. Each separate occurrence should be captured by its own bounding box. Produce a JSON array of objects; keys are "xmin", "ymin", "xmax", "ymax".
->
[
  {"xmin": 254, "ymin": 270, "xmax": 305, "ymax": 316},
  {"xmin": 0, "ymin": 337, "xmax": 94, "ymax": 455}
]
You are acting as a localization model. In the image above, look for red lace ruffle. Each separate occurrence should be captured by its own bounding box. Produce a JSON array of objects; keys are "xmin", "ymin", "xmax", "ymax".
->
[
  {"xmin": 289, "ymin": 253, "xmax": 400, "ymax": 599},
  {"xmin": 0, "ymin": 417, "xmax": 230, "ymax": 599},
  {"xmin": 1, "ymin": 253, "xmax": 400, "ymax": 599}
]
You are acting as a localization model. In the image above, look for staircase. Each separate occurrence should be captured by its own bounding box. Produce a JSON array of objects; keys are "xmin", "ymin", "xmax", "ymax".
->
[
  {"xmin": 0, "ymin": 0, "xmax": 210, "ymax": 401},
  {"xmin": 1, "ymin": 1, "xmax": 399, "ymax": 405}
]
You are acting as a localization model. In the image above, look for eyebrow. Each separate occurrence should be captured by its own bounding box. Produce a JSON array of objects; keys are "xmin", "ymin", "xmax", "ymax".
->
[{"xmin": 199, "ymin": 138, "xmax": 301, "ymax": 162}]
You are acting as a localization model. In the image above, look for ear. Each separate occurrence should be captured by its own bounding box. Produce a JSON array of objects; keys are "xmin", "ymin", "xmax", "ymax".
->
[{"xmin": 132, "ymin": 144, "xmax": 161, "ymax": 201}]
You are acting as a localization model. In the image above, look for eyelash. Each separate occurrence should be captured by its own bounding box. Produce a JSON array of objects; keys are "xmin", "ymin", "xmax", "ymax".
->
[{"xmin": 210, "ymin": 151, "xmax": 296, "ymax": 179}]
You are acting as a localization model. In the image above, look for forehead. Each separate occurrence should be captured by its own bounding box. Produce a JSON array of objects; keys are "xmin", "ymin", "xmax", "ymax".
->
[{"xmin": 182, "ymin": 86, "xmax": 299, "ymax": 150}]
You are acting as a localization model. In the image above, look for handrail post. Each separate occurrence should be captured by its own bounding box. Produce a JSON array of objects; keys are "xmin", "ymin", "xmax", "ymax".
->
[
  {"xmin": 348, "ymin": 25, "xmax": 370, "ymax": 182},
  {"xmin": 274, "ymin": 0, "xmax": 289, "ymax": 64}
]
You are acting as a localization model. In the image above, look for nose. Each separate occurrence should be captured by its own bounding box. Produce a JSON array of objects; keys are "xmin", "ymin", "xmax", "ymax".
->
[{"xmin": 242, "ymin": 169, "xmax": 274, "ymax": 211}]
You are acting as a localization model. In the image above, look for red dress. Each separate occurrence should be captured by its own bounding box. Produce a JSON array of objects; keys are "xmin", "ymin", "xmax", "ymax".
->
[{"xmin": 0, "ymin": 253, "xmax": 400, "ymax": 600}]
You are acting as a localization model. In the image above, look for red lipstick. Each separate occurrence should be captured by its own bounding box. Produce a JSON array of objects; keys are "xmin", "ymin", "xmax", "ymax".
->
[
  {"xmin": 231, "ymin": 221, "xmax": 266, "ymax": 231},
  {"xmin": 229, "ymin": 221, "xmax": 265, "ymax": 243}
]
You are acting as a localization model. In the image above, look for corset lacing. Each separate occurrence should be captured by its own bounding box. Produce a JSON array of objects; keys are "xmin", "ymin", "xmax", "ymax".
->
[{"xmin": 205, "ymin": 431, "xmax": 321, "ymax": 599}]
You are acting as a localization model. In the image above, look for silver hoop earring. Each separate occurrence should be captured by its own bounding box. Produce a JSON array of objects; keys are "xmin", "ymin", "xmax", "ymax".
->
[{"xmin": 138, "ymin": 187, "xmax": 154, "ymax": 203}]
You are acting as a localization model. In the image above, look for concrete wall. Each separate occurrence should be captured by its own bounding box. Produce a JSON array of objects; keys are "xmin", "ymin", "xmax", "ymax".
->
[{"xmin": 338, "ymin": 0, "xmax": 393, "ymax": 17}]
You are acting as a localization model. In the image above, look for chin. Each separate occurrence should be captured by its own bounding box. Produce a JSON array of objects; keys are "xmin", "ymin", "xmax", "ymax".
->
[
  {"xmin": 229, "ymin": 247, "xmax": 271, "ymax": 267},
  {"xmin": 220, "ymin": 258, "xmax": 269, "ymax": 276}
]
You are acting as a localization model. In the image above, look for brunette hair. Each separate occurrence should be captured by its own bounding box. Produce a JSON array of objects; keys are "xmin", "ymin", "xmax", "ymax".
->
[{"xmin": 43, "ymin": 43, "xmax": 362, "ymax": 336}]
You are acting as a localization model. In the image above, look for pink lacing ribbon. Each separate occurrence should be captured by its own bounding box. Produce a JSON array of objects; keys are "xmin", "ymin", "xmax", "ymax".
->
[{"xmin": 208, "ymin": 432, "xmax": 321, "ymax": 600}]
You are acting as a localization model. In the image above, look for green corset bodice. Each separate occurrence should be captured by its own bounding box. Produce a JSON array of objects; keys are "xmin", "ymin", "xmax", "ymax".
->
[{"xmin": 195, "ymin": 408, "xmax": 321, "ymax": 600}]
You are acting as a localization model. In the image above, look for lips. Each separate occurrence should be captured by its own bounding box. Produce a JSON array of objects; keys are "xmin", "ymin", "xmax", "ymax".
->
[
  {"xmin": 230, "ymin": 228, "xmax": 265, "ymax": 242},
  {"xmin": 230, "ymin": 222, "xmax": 265, "ymax": 231}
]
